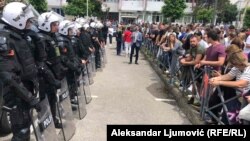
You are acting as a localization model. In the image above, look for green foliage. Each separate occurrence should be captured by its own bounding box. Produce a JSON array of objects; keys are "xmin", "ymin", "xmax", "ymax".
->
[
  {"xmin": 193, "ymin": 0, "xmax": 234, "ymax": 23},
  {"xmin": 64, "ymin": 0, "xmax": 102, "ymax": 17},
  {"xmin": 28, "ymin": 0, "xmax": 47, "ymax": 13},
  {"xmin": 243, "ymin": 8, "xmax": 250, "ymax": 28},
  {"xmin": 219, "ymin": 3, "xmax": 238, "ymax": 24},
  {"xmin": 161, "ymin": 0, "xmax": 187, "ymax": 22},
  {"xmin": 196, "ymin": 8, "xmax": 214, "ymax": 24}
]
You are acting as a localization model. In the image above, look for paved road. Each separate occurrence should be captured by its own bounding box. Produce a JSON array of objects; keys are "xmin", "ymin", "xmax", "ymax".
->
[
  {"xmin": 0, "ymin": 41, "xmax": 190, "ymax": 141},
  {"xmin": 71, "ymin": 42, "xmax": 190, "ymax": 141}
]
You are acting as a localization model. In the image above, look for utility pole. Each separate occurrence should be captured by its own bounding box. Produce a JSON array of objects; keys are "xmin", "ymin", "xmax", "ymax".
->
[
  {"xmin": 213, "ymin": 0, "xmax": 218, "ymax": 25},
  {"xmin": 87, "ymin": 0, "xmax": 89, "ymax": 17},
  {"xmin": 237, "ymin": 0, "xmax": 243, "ymax": 28}
]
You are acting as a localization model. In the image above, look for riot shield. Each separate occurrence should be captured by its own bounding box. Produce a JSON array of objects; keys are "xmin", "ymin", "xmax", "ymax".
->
[
  {"xmin": 91, "ymin": 53, "xmax": 96, "ymax": 77},
  {"xmin": 31, "ymin": 96, "xmax": 58, "ymax": 141},
  {"xmin": 0, "ymin": 81, "xmax": 2, "ymax": 110},
  {"xmin": 72, "ymin": 73, "xmax": 87, "ymax": 119},
  {"xmin": 100, "ymin": 48, "xmax": 105, "ymax": 68},
  {"xmin": 56, "ymin": 78, "xmax": 76, "ymax": 141},
  {"xmin": 99, "ymin": 49, "xmax": 104, "ymax": 69},
  {"xmin": 83, "ymin": 66, "xmax": 92, "ymax": 104},
  {"xmin": 87, "ymin": 60, "xmax": 94, "ymax": 85},
  {"xmin": 102, "ymin": 47, "xmax": 107, "ymax": 64}
]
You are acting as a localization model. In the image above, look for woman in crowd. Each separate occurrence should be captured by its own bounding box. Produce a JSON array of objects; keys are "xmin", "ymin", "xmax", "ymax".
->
[{"xmin": 209, "ymin": 44, "xmax": 250, "ymax": 124}]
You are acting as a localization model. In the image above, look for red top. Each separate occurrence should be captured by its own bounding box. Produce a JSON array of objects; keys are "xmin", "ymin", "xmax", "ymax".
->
[{"xmin": 123, "ymin": 30, "xmax": 132, "ymax": 43}]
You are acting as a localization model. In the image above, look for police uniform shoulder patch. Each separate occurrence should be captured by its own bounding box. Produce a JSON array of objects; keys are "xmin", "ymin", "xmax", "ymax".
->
[{"xmin": 0, "ymin": 36, "xmax": 8, "ymax": 52}]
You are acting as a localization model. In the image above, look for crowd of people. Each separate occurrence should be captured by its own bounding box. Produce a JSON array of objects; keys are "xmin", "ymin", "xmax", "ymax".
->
[
  {"xmin": 141, "ymin": 22, "xmax": 250, "ymax": 125},
  {"xmin": 1, "ymin": 2, "xmax": 250, "ymax": 141}
]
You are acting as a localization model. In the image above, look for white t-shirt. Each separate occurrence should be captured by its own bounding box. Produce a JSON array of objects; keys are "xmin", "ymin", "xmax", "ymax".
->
[
  {"xmin": 108, "ymin": 28, "xmax": 114, "ymax": 36},
  {"xmin": 199, "ymin": 39, "xmax": 209, "ymax": 49},
  {"xmin": 245, "ymin": 35, "xmax": 250, "ymax": 54},
  {"xmin": 224, "ymin": 37, "xmax": 231, "ymax": 48},
  {"xmin": 228, "ymin": 66, "xmax": 250, "ymax": 92}
]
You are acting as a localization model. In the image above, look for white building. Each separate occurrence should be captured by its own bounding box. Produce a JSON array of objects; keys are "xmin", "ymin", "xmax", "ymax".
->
[
  {"xmin": 47, "ymin": 0, "xmax": 67, "ymax": 15},
  {"xmin": 102, "ymin": 0, "xmax": 196, "ymax": 24}
]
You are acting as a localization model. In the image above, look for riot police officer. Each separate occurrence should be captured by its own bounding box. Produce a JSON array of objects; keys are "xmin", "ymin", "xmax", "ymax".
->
[
  {"xmin": 36, "ymin": 11, "xmax": 67, "ymax": 128},
  {"xmin": 80, "ymin": 23, "xmax": 95, "ymax": 58},
  {"xmin": 72, "ymin": 22, "xmax": 89, "ymax": 63},
  {"xmin": 90, "ymin": 22, "xmax": 102, "ymax": 69},
  {"xmin": 0, "ymin": 2, "xmax": 40, "ymax": 140},
  {"xmin": 57, "ymin": 20, "xmax": 82, "ymax": 105},
  {"xmin": 24, "ymin": 26, "xmax": 61, "ymax": 90}
]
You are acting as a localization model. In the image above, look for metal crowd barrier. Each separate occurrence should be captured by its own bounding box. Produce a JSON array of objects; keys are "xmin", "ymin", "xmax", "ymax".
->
[{"xmin": 142, "ymin": 38, "xmax": 246, "ymax": 125}]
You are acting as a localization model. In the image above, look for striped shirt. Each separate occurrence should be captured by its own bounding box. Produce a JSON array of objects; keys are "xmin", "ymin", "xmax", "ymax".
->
[{"xmin": 228, "ymin": 66, "xmax": 250, "ymax": 91}]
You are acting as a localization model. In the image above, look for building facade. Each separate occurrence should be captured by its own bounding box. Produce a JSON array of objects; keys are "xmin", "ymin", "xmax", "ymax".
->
[
  {"xmin": 103, "ymin": 0, "xmax": 196, "ymax": 24},
  {"xmin": 47, "ymin": 0, "xmax": 67, "ymax": 16}
]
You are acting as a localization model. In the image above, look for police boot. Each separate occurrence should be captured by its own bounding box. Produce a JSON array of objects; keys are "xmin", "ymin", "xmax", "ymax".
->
[
  {"xmin": 54, "ymin": 117, "xmax": 62, "ymax": 129},
  {"xmin": 11, "ymin": 128, "xmax": 30, "ymax": 141}
]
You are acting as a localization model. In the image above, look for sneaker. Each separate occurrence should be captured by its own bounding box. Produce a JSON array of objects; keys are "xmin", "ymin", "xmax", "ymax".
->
[
  {"xmin": 179, "ymin": 86, "xmax": 184, "ymax": 91},
  {"xmin": 192, "ymin": 98, "xmax": 201, "ymax": 106},
  {"xmin": 135, "ymin": 62, "xmax": 139, "ymax": 65},
  {"xmin": 187, "ymin": 97, "xmax": 194, "ymax": 104},
  {"xmin": 54, "ymin": 119, "xmax": 62, "ymax": 129},
  {"xmin": 72, "ymin": 105, "xmax": 78, "ymax": 111},
  {"xmin": 165, "ymin": 70, "xmax": 169, "ymax": 74},
  {"xmin": 71, "ymin": 99, "xmax": 78, "ymax": 105}
]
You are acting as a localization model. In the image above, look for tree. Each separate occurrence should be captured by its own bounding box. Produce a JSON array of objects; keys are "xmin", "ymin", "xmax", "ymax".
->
[
  {"xmin": 28, "ymin": 0, "xmax": 47, "ymax": 13},
  {"xmin": 219, "ymin": 3, "xmax": 238, "ymax": 24},
  {"xmin": 193, "ymin": 0, "xmax": 231, "ymax": 23},
  {"xmin": 243, "ymin": 8, "xmax": 250, "ymax": 28},
  {"xmin": 64, "ymin": 0, "xmax": 102, "ymax": 17},
  {"xmin": 196, "ymin": 8, "xmax": 213, "ymax": 24},
  {"xmin": 161, "ymin": 0, "xmax": 186, "ymax": 22}
]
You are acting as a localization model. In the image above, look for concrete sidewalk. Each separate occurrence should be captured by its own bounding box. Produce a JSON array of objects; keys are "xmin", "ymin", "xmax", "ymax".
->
[{"xmin": 71, "ymin": 43, "xmax": 190, "ymax": 141}]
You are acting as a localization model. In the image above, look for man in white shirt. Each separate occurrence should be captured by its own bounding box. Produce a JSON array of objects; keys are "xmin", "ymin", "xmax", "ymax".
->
[
  {"xmin": 129, "ymin": 26, "xmax": 142, "ymax": 64},
  {"xmin": 194, "ymin": 31, "xmax": 209, "ymax": 49}
]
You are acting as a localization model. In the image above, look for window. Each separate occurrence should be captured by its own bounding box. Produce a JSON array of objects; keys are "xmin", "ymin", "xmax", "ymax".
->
[
  {"xmin": 105, "ymin": 0, "xmax": 118, "ymax": 2},
  {"xmin": 186, "ymin": 0, "xmax": 195, "ymax": 3}
]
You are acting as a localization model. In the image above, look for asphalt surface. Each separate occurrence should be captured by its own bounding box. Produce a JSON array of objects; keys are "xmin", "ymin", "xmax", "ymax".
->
[{"xmin": 70, "ymin": 41, "xmax": 190, "ymax": 141}]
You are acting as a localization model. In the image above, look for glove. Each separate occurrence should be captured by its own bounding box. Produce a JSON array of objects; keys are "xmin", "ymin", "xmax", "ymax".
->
[
  {"xmin": 29, "ymin": 97, "xmax": 41, "ymax": 112},
  {"xmin": 53, "ymin": 79, "xmax": 61, "ymax": 89}
]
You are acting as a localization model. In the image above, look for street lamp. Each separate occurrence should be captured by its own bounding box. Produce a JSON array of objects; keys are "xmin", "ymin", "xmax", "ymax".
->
[{"xmin": 236, "ymin": 0, "xmax": 244, "ymax": 28}]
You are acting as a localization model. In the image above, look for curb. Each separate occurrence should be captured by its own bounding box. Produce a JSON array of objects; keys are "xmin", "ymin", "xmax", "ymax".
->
[{"xmin": 141, "ymin": 50, "xmax": 204, "ymax": 125}]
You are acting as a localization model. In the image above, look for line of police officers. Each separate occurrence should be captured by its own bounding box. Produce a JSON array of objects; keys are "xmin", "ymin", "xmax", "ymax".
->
[{"xmin": 0, "ymin": 2, "xmax": 105, "ymax": 141}]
